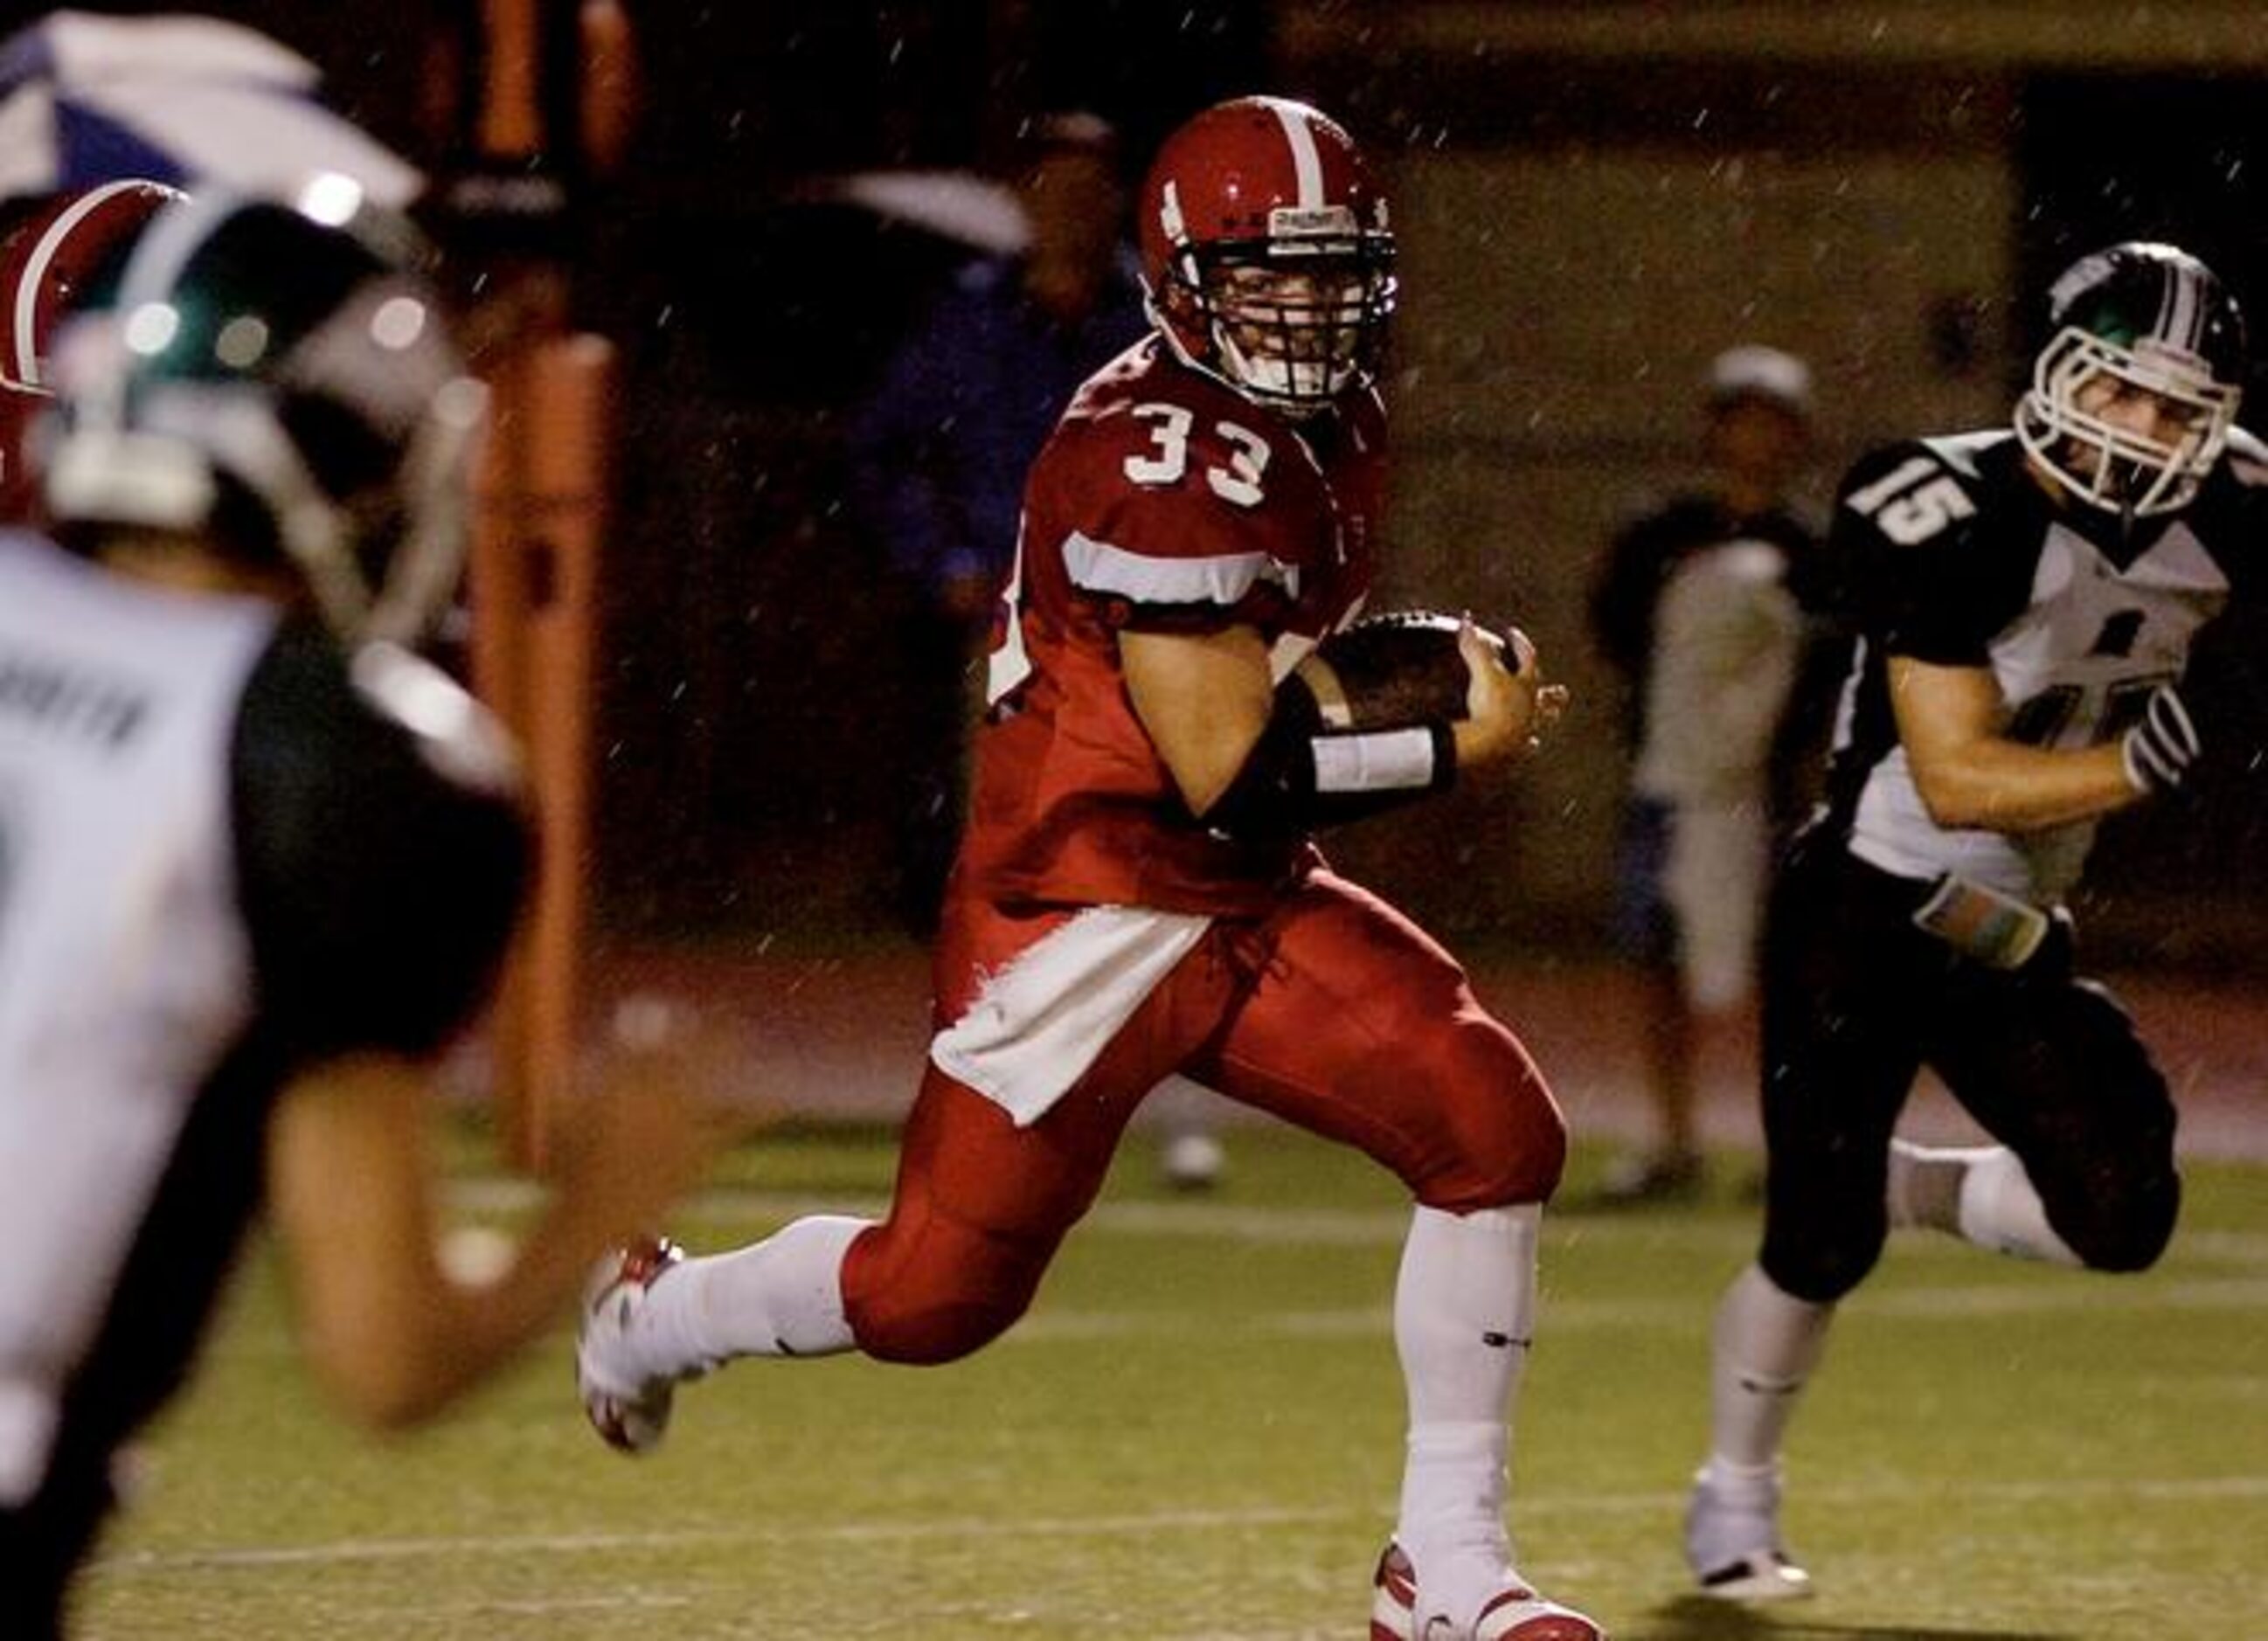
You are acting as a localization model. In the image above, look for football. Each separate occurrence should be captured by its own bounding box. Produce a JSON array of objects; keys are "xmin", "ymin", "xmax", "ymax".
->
[{"xmin": 1294, "ymin": 609, "xmax": 1516, "ymax": 730}]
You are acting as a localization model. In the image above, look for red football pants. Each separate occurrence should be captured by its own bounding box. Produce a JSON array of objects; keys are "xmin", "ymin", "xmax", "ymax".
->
[{"xmin": 841, "ymin": 869, "xmax": 1567, "ymax": 1364}]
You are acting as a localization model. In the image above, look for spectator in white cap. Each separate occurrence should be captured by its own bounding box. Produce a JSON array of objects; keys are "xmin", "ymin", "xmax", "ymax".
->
[
  {"xmin": 1709, "ymin": 343, "xmax": 1814, "ymax": 419},
  {"xmin": 1585, "ymin": 343, "xmax": 1835, "ymax": 1204}
]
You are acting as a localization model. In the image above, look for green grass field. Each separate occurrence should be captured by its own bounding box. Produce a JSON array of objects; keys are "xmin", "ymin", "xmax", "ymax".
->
[{"xmin": 77, "ymin": 1123, "xmax": 2268, "ymax": 1639}]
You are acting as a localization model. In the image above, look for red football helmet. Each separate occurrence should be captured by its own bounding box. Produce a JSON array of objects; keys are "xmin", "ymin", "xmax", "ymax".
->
[
  {"xmin": 1138, "ymin": 95, "xmax": 1396, "ymax": 415},
  {"xmin": 0, "ymin": 178, "xmax": 184, "ymax": 520}
]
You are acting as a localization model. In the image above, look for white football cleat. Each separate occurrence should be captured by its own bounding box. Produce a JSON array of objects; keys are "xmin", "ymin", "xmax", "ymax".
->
[
  {"xmin": 577, "ymin": 1236, "xmax": 692, "ymax": 1455},
  {"xmin": 1685, "ymin": 1464, "xmax": 1814, "ymax": 1602},
  {"xmin": 1694, "ymin": 1548, "xmax": 1813, "ymax": 1603},
  {"xmin": 1370, "ymin": 1541, "xmax": 1606, "ymax": 1640}
]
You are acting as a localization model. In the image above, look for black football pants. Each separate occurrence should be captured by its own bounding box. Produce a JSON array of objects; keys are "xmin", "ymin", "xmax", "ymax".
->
[{"xmin": 1753, "ymin": 835, "xmax": 2181, "ymax": 1305}]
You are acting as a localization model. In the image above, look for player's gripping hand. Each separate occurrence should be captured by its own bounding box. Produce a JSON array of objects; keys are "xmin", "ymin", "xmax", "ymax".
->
[
  {"xmin": 1453, "ymin": 620, "xmax": 1568, "ymax": 768},
  {"xmin": 2120, "ymin": 682, "xmax": 2202, "ymax": 795}
]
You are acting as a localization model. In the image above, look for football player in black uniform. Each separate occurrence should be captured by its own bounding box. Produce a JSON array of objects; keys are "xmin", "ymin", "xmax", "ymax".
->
[
  {"xmin": 0, "ymin": 186, "xmax": 705, "ymax": 1638},
  {"xmin": 1682, "ymin": 240, "xmax": 2265, "ymax": 1602}
]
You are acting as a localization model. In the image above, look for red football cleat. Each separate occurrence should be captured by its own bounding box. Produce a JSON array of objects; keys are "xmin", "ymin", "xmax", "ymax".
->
[{"xmin": 1370, "ymin": 1541, "xmax": 1606, "ymax": 1640}]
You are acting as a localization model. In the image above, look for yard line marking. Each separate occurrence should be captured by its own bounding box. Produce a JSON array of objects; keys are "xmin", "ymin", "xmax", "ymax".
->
[
  {"xmin": 96, "ymin": 1474, "xmax": 2268, "ymax": 1577},
  {"xmin": 1009, "ymin": 1272, "xmax": 2268, "ymax": 1339},
  {"xmin": 197, "ymin": 1270, "xmax": 2268, "ymax": 1363},
  {"xmin": 442, "ymin": 1181, "xmax": 2268, "ymax": 1270},
  {"xmin": 95, "ymin": 1505, "xmax": 1351, "ymax": 1574},
  {"xmin": 450, "ymin": 1594, "xmax": 694, "ymax": 1614},
  {"xmin": 1855, "ymin": 1275, "xmax": 2268, "ymax": 1318},
  {"xmin": 1226, "ymin": 1275, "xmax": 2268, "ymax": 1338},
  {"xmin": 2172, "ymin": 1228, "xmax": 2268, "ymax": 1264}
]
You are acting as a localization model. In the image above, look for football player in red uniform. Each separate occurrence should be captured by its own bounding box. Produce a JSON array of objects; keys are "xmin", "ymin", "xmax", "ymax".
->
[{"xmin": 577, "ymin": 96, "xmax": 1602, "ymax": 1641}]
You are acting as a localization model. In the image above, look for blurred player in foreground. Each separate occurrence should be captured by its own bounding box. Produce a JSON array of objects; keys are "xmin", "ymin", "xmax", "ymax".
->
[
  {"xmin": 578, "ymin": 96, "xmax": 1605, "ymax": 1640},
  {"xmin": 0, "ymin": 184, "xmax": 706, "ymax": 1638},
  {"xmin": 1684, "ymin": 241, "xmax": 2267, "ymax": 1603}
]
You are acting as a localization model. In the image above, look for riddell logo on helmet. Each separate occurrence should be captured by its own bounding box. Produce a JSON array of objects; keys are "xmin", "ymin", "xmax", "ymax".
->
[{"xmin": 1269, "ymin": 204, "xmax": 1359, "ymax": 237}]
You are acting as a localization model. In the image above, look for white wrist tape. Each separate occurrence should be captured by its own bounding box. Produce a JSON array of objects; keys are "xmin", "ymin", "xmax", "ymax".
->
[{"xmin": 1311, "ymin": 725, "xmax": 1439, "ymax": 793}]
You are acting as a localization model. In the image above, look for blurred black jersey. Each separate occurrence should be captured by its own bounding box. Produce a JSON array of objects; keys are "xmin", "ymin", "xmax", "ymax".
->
[{"xmin": 0, "ymin": 529, "xmax": 527, "ymax": 1604}]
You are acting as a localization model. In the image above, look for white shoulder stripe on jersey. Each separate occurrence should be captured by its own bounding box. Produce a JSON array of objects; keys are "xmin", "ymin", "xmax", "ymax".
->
[
  {"xmin": 2224, "ymin": 426, "xmax": 2268, "ymax": 488},
  {"xmin": 7, "ymin": 179, "xmax": 158, "ymax": 392},
  {"xmin": 1063, "ymin": 530, "xmax": 1298, "ymax": 606},
  {"xmin": 1272, "ymin": 100, "xmax": 1324, "ymax": 210}
]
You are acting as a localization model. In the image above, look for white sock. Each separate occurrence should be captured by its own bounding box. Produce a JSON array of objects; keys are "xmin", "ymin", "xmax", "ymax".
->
[
  {"xmin": 1706, "ymin": 1263, "xmax": 1833, "ymax": 1477},
  {"xmin": 1886, "ymin": 1138, "xmax": 1990, "ymax": 1230},
  {"xmin": 625, "ymin": 1216, "xmax": 867, "ymax": 1379},
  {"xmin": 1392, "ymin": 1202, "xmax": 1536, "ymax": 1589},
  {"xmin": 1954, "ymin": 1146, "xmax": 2081, "ymax": 1266}
]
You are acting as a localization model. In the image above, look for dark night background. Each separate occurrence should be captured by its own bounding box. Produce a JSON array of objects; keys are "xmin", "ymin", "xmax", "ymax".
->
[{"xmin": 35, "ymin": 3, "xmax": 2268, "ymax": 968}]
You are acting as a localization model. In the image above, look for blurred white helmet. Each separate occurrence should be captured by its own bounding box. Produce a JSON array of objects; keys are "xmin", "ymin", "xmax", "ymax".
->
[{"xmin": 38, "ymin": 181, "xmax": 486, "ymax": 646}]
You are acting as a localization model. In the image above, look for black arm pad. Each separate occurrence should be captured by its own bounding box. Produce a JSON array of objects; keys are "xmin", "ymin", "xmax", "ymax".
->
[{"xmin": 1203, "ymin": 672, "xmax": 1457, "ymax": 839}]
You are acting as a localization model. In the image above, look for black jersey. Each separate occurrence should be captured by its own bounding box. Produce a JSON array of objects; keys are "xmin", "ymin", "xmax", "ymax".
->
[
  {"xmin": 0, "ymin": 531, "xmax": 526, "ymax": 1539},
  {"xmin": 1815, "ymin": 427, "xmax": 2268, "ymax": 899}
]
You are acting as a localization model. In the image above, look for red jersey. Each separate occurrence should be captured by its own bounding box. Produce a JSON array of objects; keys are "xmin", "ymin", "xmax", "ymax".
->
[{"xmin": 960, "ymin": 336, "xmax": 1387, "ymax": 915}]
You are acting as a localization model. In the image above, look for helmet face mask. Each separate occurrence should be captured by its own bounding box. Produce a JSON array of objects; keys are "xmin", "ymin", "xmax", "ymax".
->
[
  {"xmin": 1141, "ymin": 96, "xmax": 1396, "ymax": 415},
  {"xmin": 1184, "ymin": 246, "xmax": 1391, "ymax": 408},
  {"xmin": 37, "ymin": 184, "xmax": 484, "ymax": 647},
  {"xmin": 2015, "ymin": 242, "xmax": 2246, "ymax": 519}
]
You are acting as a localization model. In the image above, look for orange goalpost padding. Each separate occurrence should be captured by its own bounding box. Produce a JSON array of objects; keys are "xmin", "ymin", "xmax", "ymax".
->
[
  {"xmin": 470, "ymin": 330, "xmax": 615, "ymax": 1167},
  {"xmin": 464, "ymin": 0, "xmax": 638, "ymax": 1167}
]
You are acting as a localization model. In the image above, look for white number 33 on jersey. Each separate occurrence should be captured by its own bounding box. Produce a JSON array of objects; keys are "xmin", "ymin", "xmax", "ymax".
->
[{"xmin": 1123, "ymin": 403, "xmax": 1270, "ymax": 508}]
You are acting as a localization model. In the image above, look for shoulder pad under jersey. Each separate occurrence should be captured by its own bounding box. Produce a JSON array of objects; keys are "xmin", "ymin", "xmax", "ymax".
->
[
  {"xmin": 1917, "ymin": 428, "xmax": 2010, "ymax": 481},
  {"xmin": 1038, "ymin": 419, "xmax": 1313, "ymax": 578},
  {"xmin": 1837, "ymin": 433, "xmax": 2003, "ymax": 551},
  {"xmin": 349, "ymin": 642, "xmax": 523, "ymax": 801},
  {"xmin": 2222, "ymin": 425, "xmax": 2268, "ymax": 489}
]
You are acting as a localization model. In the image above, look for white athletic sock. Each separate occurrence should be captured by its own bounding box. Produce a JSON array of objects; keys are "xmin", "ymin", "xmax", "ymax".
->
[
  {"xmin": 1885, "ymin": 1137, "xmax": 1988, "ymax": 1230},
  {"xmin": 1707, "ymin": 1263, "xmax": 1833, "ymax": 1475},
  {"xmin": 1954, "ymin": 1146, "xmax": 2081, "ymax": 1266},
  {"xmin": 625, "ymin": 1216, "xmax": 867, "ymax": 1380},
  {"xmin": 1392, "ymin": 1203, "xmax": 1536, "ymax": 1579}
]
